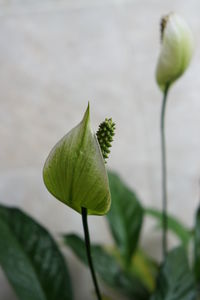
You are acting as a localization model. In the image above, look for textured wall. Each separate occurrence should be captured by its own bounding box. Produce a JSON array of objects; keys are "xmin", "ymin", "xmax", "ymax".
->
[{"xmin": 1, "ymin": 0, "xmax": 200, "ymax": 299}]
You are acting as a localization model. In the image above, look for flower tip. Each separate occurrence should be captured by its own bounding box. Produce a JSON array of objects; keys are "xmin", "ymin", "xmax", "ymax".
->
[
  {"xmin": 87, "ymin": 101, "xmax": 90, "ymax": 111},
  {"xmin": 85, "ymin": 101, "xmax": 90, "ymax": 117},
  {"xmin": 81, "ymin": 102, "xmax": 91, "ymax": 128}
]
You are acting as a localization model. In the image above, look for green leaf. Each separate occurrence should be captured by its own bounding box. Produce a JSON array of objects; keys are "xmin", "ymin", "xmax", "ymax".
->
[
  {"xmin": 130, "ymin": 250, "xmax": 158, "ymax": 292},
  {"xmin": 107, "ymin": 171, "xmax": 143, "ymax": 263},
  {"xmin": 43, "ymin": 103, "xmax": 111, "ymax": 215},
  {"xmin": 0, "ymin": 204, "xmax": 73, "ymax": 300},
  {"xmin": 107, "ymin": 246, "xmax": 158, "ymax": 292},
  {"xmin": 151, "ymin": 247, "xmax": 197, "ymax": 300},
  {"xmin": 194, "ymin": 206, "xmax": 200, "ymax": 282},
  {"xmin": 102, "ymin": 296, "xmax": 113, "ymax": 300},
  {"xmin": 145, "ymin": 208, "xmax": 191, "ymax": 247},
  {"xmin": 64, "ymin": 233, "xmax": 150, "ymax": 300}
]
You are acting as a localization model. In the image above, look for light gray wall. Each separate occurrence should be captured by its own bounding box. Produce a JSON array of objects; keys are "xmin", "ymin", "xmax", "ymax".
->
[{"xmin": 1, "ymin": 0, "xmax": 200, "ymax": 299}]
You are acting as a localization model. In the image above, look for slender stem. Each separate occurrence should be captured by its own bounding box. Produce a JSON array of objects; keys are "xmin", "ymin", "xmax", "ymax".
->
[
  {"xmin": 160, "ymin": 85, "xmax": 170, "ymax": 259},
  {"xmin": 81, "ymin": 207, "xmax": 102, "ymax": 300}
]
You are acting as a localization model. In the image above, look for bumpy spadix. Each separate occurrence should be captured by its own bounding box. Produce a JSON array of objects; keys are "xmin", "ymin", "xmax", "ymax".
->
[
  {"xmin": 43, "ymin": 104, "xmax": 111, "ymax": 215},
  {"xmin": 156, "ymin": 13, "xmax": 194, "ymax": 91}
]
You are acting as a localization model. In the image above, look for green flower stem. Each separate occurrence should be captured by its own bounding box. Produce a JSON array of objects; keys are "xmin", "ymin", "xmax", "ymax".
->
[
  {"xmin": 160, "ymin": 85, "xmax": 170, "ymax": 259},
  {"xmin": 81, "ymin": 207, "xmax": 102, "ymax": 300}
]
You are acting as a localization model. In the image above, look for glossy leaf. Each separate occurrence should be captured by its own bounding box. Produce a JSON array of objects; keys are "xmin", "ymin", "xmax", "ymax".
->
[
  {"xmin": 151, "ymin": 247, "xmax": 197, "ymax": 300},
  {"xmin": 107, "ymin": 171, "xmax": 143, "ymax": 263},
  {"xmin": 146, "ymin": 208, "xmax": 191, "ymax": 247},
  {"xmin": 130, "ymin": 250, "xmax": 158, "ymax": 292},
  {"xmin": 102, "ymin": 296, "xmax": 113, "ymax": 300},
  {"xmin": 106, "ymin": 246, "xmax": 158, "ymax": 292},
  {"xmin": 43, "ymin": 104, "xmax": 111, "ymax": 215},
  {"xmin": 0, "ymin": 204, "xmax": 73, "ymax": 300},
  {"xmin": 194, "ymin": 206, "xmax": 200, "ymax": 282},
  {"xmin": 64, "ymin": 233, "xmax": 150, "ymax": 300}
]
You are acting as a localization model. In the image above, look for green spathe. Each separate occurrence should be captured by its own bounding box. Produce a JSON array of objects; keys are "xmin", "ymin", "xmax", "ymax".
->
[
  {"xmin": 43, "ymin": 104, "xmax": 111, "ymax": 215},
  {"xmin": 156, "ymin": 13, "xmax": 194, "ymax": 91}
]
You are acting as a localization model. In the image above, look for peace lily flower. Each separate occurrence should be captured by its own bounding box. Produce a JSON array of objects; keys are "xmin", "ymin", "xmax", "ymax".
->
[
  {"xmin": 156, "ymin": 13, "xmax": 194, "ymax": 91},
  {"xmin": 43, "ymin": 103, "xmax": 111, "ymax": 215}
]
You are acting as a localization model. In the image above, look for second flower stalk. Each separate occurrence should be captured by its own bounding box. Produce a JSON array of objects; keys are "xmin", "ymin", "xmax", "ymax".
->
[{"xmin": 156, "ymin": 13, "xmax": 194, "ymax": 258}]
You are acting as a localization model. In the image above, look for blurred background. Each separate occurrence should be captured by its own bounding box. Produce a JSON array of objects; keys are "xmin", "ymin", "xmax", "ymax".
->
[{"xmin": 1, "ymin": 0, "xmax": 200, "ymax": 299}]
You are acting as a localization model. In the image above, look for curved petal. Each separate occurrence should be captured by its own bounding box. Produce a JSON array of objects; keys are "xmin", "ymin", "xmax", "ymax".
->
[{"xmin": 43, "ymin": 104, "xmax": 111, "ymax": 215}]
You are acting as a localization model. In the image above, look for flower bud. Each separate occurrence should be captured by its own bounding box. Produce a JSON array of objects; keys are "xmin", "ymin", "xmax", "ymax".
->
[
  {"xmin": 156, "ymin": 13, "xmax": 194, "ymax": 91},
  {"xmin": 43, "ymin": 104, "xmax": 111, "ymax": 215}
]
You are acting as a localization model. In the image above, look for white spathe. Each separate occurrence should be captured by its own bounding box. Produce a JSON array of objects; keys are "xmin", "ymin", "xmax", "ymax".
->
[{"xmin": 156, "ymin": 13, "xmax": 194, "ymax": 91}]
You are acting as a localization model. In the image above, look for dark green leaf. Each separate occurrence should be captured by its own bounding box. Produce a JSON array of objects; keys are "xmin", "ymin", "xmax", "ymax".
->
[
  {"xmin": 64, "ymin": 233, "xmax": 150, "ymax": 300},
  {"xmin": 107, "ymin": 171, "xmax": 143, "ymax": 263},
  {"xmin": 151, "ymin": 247, "xmax": 197, "ymax": 300},
  {"xmin": 194, "ymin": 206, "xmax": 200, "ymax": 283},
  {"xmin": 145, "ymin": 208, "xmax": 191, "ymax": 247},
  {"xmin": 0, "ymin": 204, "xmax": 73, "ymax": 300}
]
